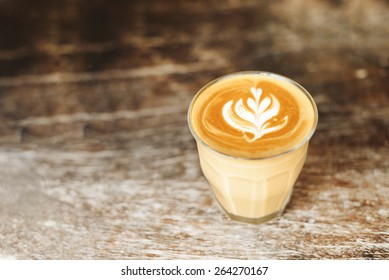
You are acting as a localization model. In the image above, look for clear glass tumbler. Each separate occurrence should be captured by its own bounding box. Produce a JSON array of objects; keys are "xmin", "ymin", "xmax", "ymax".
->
[{"xmin": 188, "ymin": 72, "xmax": 318, "ymax": 224}]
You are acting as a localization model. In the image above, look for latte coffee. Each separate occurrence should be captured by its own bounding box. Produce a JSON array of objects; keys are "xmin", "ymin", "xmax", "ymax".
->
[{"xmin": 188, "ymin": 72, "xmax": 318, "ymax": 224}]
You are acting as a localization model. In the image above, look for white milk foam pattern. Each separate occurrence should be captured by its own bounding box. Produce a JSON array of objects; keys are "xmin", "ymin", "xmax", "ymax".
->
[{"xmin": 222, "ymin": 87, "xmax": 288, "ymax": 142}]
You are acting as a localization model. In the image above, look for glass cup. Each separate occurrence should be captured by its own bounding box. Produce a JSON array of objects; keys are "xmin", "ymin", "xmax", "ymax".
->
[{"xmin": 188, "ymin": 72, "xmax": 318, "ymax": 224}]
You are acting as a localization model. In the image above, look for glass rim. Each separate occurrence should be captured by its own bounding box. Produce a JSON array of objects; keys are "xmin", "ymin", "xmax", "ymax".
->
[{"xmin": 187, "ymin": 71, "xmax": 319, "ymax": 160}]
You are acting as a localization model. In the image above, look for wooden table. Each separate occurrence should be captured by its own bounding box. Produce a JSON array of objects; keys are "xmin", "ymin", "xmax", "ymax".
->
[{"xmin": 0, "ymin": 0, "xmax": 388, "ymax": 259}]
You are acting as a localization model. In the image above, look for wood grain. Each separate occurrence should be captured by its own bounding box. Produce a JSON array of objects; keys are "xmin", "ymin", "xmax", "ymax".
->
[{"xmin": 0, "ymin": 0, "xmax": 388, "ymax": 259}]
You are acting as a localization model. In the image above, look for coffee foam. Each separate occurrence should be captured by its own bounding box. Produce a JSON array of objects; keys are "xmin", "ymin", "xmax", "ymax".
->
[
  {"xmin": 190, "ymin": 73, "xmax": 316, "ymax": 158},
  {"xmin": 222, "ymin": 86, "xmax": 289, "ymax": 142}
]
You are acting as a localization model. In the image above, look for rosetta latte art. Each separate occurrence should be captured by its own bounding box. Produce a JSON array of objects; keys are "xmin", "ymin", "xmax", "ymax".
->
[{"xmin": 222, "ymin": 87, "xmax": 288, "ymax": 142}]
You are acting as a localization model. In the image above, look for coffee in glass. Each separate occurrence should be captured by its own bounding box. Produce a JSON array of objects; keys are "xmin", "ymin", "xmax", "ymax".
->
[{"xmin": 188, "ymin": 71, "xmax": 318, "ymax": 224}]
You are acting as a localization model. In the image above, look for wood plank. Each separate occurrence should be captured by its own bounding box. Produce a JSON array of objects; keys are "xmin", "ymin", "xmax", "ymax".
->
[{"xmin": 0, "ymin": 0, "xmax": 388, "ymax": 259}]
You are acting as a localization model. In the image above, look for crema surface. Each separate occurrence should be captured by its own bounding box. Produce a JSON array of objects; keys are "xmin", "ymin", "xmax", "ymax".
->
[{"xmin": 190, "ymin": 73, "xmax": 316, "ymax": 158}]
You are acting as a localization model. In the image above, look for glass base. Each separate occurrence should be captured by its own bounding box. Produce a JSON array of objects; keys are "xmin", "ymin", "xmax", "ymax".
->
[{"xmin": 225, "ymin": 210, "xmax": 282, "ymax": 225}]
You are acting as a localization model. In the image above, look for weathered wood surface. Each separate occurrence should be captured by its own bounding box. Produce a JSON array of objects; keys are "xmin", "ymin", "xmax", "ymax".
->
[{"xmin": 0, "ymin": 0, "xmax": 388, "ymax": 259}]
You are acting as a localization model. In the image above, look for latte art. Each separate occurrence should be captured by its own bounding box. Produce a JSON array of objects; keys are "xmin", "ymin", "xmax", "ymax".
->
[
  {"xmin": 222, "ymin": 87, "xmax": 288, "ymax": 142},
  {"xmin": 189, "ymin": 73, "xmax": 316, "ymax": 158}
]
